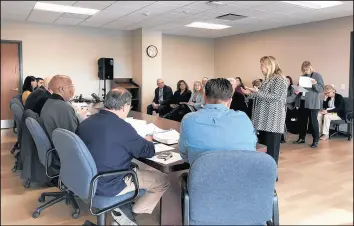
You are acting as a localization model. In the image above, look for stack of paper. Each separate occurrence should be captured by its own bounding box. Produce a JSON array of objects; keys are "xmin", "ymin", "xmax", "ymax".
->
[
  {"xmin": 153, "ymin": 130, "xmax": 180, "ymax": 145},
  {"xmin": 124, "ymin": 118, "xmax": 166, "ymax": 138},
  {"xmin": 154, "ymin": 143, "xmax": 175, "ymax": 153},
  {"xmin": 148, "ymin": 152, "xmax": 182, "ymax": 165}
]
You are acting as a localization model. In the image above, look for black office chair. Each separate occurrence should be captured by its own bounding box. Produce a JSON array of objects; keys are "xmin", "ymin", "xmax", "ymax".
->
[{"xmin": 329, "ymin": 97, "xmax": 353, "ymax": 141}]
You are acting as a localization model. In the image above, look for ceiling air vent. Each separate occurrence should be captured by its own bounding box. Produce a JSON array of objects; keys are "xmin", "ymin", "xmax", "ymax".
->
[{"xmin": 216, "ymin": 13, "xmax": 247, "ymax": 21}]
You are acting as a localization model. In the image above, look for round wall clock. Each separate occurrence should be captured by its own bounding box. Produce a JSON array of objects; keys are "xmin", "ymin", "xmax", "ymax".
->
[{"xmin": 146, "ymin": 45, "xmax": 158, "ymax": 58}]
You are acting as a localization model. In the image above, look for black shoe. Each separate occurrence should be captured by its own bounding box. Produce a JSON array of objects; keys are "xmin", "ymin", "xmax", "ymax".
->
[
  {"xmin": 280, "ymin": 139, "xmax": 286, "ymax": 144},
  {"xmin": 293, "ymin": 138, "xmax": 305, "ymax": 144},
  {"xmin": 111, "ymin": 204, "xmax": 137, "ymax": 226},
  {"xmin": 310, "ymin": 142, "xmax": 319, "ymax": 148}
]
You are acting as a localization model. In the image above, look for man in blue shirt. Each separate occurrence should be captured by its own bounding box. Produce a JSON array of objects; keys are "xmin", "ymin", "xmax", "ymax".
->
[
  {"xmin": 76, "ymin": 88, "xmax": 170, "ymax": 225},
  {"xmin": 179, "ymin": 78, "xmax": 257, "ymax": 164}
]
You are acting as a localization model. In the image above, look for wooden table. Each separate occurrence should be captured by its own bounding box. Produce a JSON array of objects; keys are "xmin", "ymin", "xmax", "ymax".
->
[{"xmin": 89, "ymin": 104, "xmax": 267, "ymax": 225}]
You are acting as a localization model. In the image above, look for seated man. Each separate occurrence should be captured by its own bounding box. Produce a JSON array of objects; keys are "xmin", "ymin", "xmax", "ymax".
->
[
  {"xmin": 76, "ymin": 88, "xmax": 170, "ymax": 225},
  {"xmin": 146, "ymin": 78, "xmax": 173, "ymax": 116},
  {"xmin": 24, "ymin": 76, "xmax": 53, "ymax": 114},
  {"xmin": 40, "ymin": 75, "xmax": 83, "ymax": 140},
  {"xmin": 36, "ymin": 77, "xmax": 44, "ymax": 88},
  {"xmin": 317, "ymin": 85, "xmax": 345, "ymax": 140},
  {"xmin": 179, "ymin": 78, "xmax": 257, "ymax": 164}
]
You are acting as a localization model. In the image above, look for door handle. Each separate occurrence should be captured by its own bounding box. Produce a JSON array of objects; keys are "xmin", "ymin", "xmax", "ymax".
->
[{"xmin": 11, "ymin": 88, "xmax": 19, "ymax": 91}]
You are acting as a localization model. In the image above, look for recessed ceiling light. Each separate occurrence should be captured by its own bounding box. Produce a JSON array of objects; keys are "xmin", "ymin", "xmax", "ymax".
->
[
  {"xmin": 34, "ymin": 2, "xmax": 99, "ymax": 15},
  {"xmin": 282, "ymin": 1, "xmax": 343, "ymax": 9},
  {"xmin": 185, "ymin": 22, "xmax": 230, "ymax": 30}
]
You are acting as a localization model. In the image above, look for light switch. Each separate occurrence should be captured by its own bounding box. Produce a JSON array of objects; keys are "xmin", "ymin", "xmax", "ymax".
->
[{"xmin": 341, "ymin": 84, "xmax": 345, "ymax": 89}]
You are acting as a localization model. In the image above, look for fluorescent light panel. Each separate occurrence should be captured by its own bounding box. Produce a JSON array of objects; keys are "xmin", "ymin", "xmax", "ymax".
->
[
  {"xmin": 34, "ymin": 2, "xmax": 99, "ymax": 15},
  {"xmin": 282, "ymin": 1, "xmax": 343, "ymax": 9},
  {"xmin": 185, "ymin": 22, "xmax": 230, "ymax": 30}
]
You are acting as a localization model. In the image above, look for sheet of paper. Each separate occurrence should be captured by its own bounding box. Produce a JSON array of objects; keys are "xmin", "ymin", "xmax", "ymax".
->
[
  {"xmin": 299, "ymin": 76, "xmax": 312, "ymax": 88},
  {"xmin": 154, "ymin": 143, "xmax": 175, "ymax": 153},
  {"xmin": 153, "ymin": 130, "xmax": 180, "ymax": 145},
  {"xmin": 124, "ymin": 118, "xmax": 147, "ymax": 137},
  {"xmin": 291, "ymin": 85, "xmax": 308, "ymax": 93},
  {"xmin": 145, "ymin": 123, "xmax": 165, "ymax": 135},
  {"xmin": 148, "ymin": 152, "xmax": 182, "ymax": 165}
]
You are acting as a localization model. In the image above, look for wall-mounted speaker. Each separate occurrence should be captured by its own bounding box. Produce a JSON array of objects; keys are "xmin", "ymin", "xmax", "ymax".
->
[{"xmin": 98, "ymin": 58, "xmax": 114, "ymax": 80}]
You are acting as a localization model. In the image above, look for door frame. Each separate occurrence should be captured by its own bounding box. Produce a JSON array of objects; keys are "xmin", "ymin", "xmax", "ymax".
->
[
  {"xmin": 1, "ymin": 40, "xmax": 23, "ymax": 129},
  {"xmin": 1, "ymin": 40, "xmax": 23, "ymax": 89}
]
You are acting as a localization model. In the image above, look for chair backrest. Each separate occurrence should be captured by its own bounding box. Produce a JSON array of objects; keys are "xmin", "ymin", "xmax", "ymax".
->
[
  {"xmin": 10, "ymin": 101, "xmax": 24, "ymax": 130},
  {"xmin": 25, "ymin": 117, "xmax": 53, "ymax": 166},
  {"xmin": 52, "ymin": 128, "xmax": 97, "ymax": 199},
  {"xmin": 188, "ymin": 150, "xmax": 277, "ymax": 225},
  {"xmin": 343, "ymin": 97, "xmax": 352, "ymax": 112}
]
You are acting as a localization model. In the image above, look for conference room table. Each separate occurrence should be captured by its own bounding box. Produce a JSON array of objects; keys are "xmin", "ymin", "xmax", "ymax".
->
[{"xmin": 88, "ymin": 103, "xmax": 267, "ymax": 225}]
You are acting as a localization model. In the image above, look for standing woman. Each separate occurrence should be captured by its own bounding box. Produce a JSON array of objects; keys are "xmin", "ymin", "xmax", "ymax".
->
[
  {"xmin": 242, "ymin": 56, "xmax": 287, "ymax": 170},
  {"xmin": 293, "ymin": 61, "xmax": 324, "ymax": 148},
  {"xmin": 21, "ymin": 76, "xmax": 37, "ymax": 105}
]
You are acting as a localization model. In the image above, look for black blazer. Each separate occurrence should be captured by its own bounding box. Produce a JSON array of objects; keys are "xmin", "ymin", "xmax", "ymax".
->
[
  {"xmin": 230, "ymin": 91, "xmax": 248, "ymax": 114},
  {"xmin": 323, "ymin": 93, "xmax": 345, "ymax": 119},
  {"xmin": 153, "ymin": 85, "xmax": 173, "ymax": 105},
  {"xmin": 170, "ymin": 90, "xmax": 192, "ymax": 105}
]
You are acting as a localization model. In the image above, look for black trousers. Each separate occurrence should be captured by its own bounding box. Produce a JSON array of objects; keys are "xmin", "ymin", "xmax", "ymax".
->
[
  {"xmin": 258, "ymin": 131, "xmax": 281, "ymax": 165},
  {"xmin": 297, "ymin": 100, "xmax": 320, "ymax": 142},
  {"xmin": 147, "ymin": 104, "xmax": 169, "ymax": 116}
]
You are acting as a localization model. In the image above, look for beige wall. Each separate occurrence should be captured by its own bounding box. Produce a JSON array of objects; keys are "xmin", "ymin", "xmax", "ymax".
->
[
  {"xmin": 1, "ymin": 21, "xmax": 132, "ymax": 97},
  {"xmin": 215, "ymin": 16, "xmax": 353, "ymax": 96},
  {"xmin": 162, "ymin": 35, "xmax": 215, "ymax": 92}
]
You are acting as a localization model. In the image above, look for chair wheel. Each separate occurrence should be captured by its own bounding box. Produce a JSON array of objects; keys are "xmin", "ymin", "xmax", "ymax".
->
[
  {"xmin": 38, "ymin": 195, "xmax": 45, "ymax": 203},
  {"xmin": 72, "ymin": 211, "xmax": 80, "ymax": 219},
  {"xmin": 348, "ymin": 136, "xmax": 352, "ymax": 141},
  {"xmin": 11, "ymin": 166, "xmax": 17, "ymax": 172},
  {"xmin": 10, "ymin": 148, "xmax": 16, "ymax": 154},
  {"xmin": 24, "ymin": 180, "xmax": 31, "ymax": 189},
  {"xmin": 32, "ymin": 211, "xmax": 40, "ymax": 218}
]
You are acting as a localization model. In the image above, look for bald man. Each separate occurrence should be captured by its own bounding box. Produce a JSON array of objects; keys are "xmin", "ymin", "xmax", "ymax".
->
[
  {"xmin": 147, "ymin": 78, "xmax": 173, "ymax": 116},
  {"xmin": 40, "ymin": 75, "xmax": 80, "ymax": 140},
  {"xmin": 25, "ymin": 76, "xmax": 53, "ymax": 114}
]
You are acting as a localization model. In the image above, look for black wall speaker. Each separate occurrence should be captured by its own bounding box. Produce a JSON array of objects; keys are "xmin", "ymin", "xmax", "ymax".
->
[{"xmin": 98, "ymin": 58, "xmax": 114, "ymax": 80}]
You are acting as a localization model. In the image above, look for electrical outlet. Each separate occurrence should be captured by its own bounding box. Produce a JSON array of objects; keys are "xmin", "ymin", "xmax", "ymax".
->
[{"xmin": 341, "ymin": 84, "xmax": 345, "ymax": 89}]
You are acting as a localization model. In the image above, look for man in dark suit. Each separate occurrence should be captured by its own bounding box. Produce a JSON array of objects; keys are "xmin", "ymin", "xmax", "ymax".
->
[
  {"xmin": 317, "ymin": 85, "xmax": 345, "ymax": 140},
  {"xmin": 24, "ymin": 76, "xmax": 53, "ymax": 114},
  {"xmin": 147, "ymin": 78, "xmax": 173, "ymax": 116}
]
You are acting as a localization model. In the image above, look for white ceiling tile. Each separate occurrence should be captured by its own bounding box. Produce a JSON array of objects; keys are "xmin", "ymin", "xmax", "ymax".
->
[
  {"xmin": 227, "ymin": 1, "xmax": 275, "ymax": 8},
  {"xmin": 158, "ymin": 12, "xmax": 189, "ymax": 19},
  {"xmin": 54, "ymin": 17, "xmax": 83, "ymax": 25},
  {"xmin": 195, "ymin": 10, "xmax": 231, "ymax": 19},
  {"xmin": 138, "ymin": 2, "xmax": 182, "ymax": 15},
  {"xmin": 150, "ymin": 22, "xmax": 185, "ymax": 30},
  {"xmin": 106, "ymin": 1, "xmax": 155, "ymax": 9},
  {"xmin": 73, "ymin": 1, "xmax": 115, "ymax": 10},
  {"xmin": 1, "ymin": 11, "xmax": 29, "ymax": 22},
  {"xmin": 44, "ymin": 1, "xmax": 77, "ymax": 6},
  {"xmin": 61, "ymin": 12, "xmax": 90, "ymax": 19},
  {"xmin": 171, "ymin": 6, "xmax": 209, "ymax": 15},
  {"xmin": 1, "ymin": 1, "xmax": 36, "ymax": 14},
  {"xmin": 157, "ymin": 1, "xmax": 195, "ymax": 7},
  {"xmin": 27, "ymin": 10, "xmax": 62, "ymax": 23},
  {"xmin": 186, "ymin": 1, "xmax": 224, "ymax": 10}
]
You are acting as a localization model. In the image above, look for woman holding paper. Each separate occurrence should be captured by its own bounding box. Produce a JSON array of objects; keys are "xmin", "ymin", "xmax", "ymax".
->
[
  {"xmin": 242, "ymin": 56, "xmax": 287, "ymax": 170},
  {"xmin": 293, "ymin": 61, "xmax": 324, "ymax": 148}
]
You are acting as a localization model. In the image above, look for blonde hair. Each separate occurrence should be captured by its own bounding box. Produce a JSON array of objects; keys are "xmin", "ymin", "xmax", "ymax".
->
[
  {"xmin": 260, "ymin": 56, "xmax": 283, "ymax": 80},
  {"xmin": 324, "ymin": 85, "xmax": 336, "ymax": 93},
  {"xmin": 193, "ymin": 81, "xmax": 203, "ymax": 94},
  {"xmin": 301, "ymin": 61, "xmax": 313, "ymax": 73}
]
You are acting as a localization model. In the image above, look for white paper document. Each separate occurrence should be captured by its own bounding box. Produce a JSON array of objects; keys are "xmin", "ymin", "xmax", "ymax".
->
[
  {"xmin": 148, "ymin": 152, "xmax": 182, "ymax": 165},
  {"xmin": 299, "ymin": 76, "xmax": 313, "ymax": 88},
  {"xmin": 153, "ymin": 130, "xmax": 180, "ymax": 145},
  {"xmin": 124, "ymin": 118, "xmax": 166, "ymax": 138},
  {"xmin": 154, "ymin": 143, "xmax": 175, "ymax": 153},
  {"xmin": 291, "ymin": 85, "xmax": 308, "ymax": 93}
]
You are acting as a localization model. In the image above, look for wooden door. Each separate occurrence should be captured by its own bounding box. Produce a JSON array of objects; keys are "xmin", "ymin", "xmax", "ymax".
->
[{"xmin": 1, "ymin": 42, "xmax": 20, "ymax": 128}]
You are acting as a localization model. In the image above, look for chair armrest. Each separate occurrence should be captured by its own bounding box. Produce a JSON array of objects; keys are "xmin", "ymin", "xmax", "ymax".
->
[
  {"xmin": 181, "ymin": 173, "xmax": 189, "ymax": 226},
  {"xmin": 345, "ymin": 111, "xmax": 353, "ymax": 123},
  {"xmin": 88, "ymin": 169, "xmax": 140, "ymax": 216},
  {"xmin": 45, "ymin": 148, "xmax": 59, "ymax": 179}
]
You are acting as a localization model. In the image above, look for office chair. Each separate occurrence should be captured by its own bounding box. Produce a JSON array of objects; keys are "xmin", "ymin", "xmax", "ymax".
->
[
  {"xmin": 329, "ymin": 97, "xmax": 353, "ymax": 141},
  {"xmin": 181, "ymin": 151, "xmax": 279, "ymax": 225},
  {"xmin": 9, "ymin": 100, "xmax": 24, "ymax": 172},
  {"xmin": 25, "ymin": 117, "xmax": 79, "ymax": 219},
  {"xmin": 52, "ymin": 129, "xmax": 144, "ymax": 226}
]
